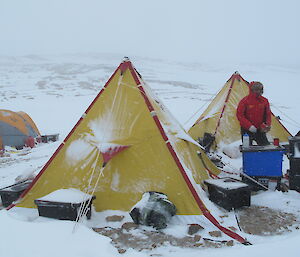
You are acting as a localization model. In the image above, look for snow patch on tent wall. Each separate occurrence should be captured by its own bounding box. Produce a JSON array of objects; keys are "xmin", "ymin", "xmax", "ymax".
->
[
  {"xmin": 65, "ymin": 139, "xmax": 94, "ymax": 166},
  {"xmin": 65, "ymin": 109, "xmax": 128, "ymax": 166},
  {"xmin": 89, "ymin": 115, "xmax": 116, "ymax": 144},
  {"xmin": 163, "ymin": 122, "xmax": 202, "ymax": 148},
  {"xmin": 111, "ymin": 171, "xmax": 120, "ymax": 191}
]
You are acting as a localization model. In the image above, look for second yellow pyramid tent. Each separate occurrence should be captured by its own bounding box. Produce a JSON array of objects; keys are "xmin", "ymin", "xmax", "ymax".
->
[{"xmin": 188, "ymin": 72, "xmax": 291, "ymax": 150}]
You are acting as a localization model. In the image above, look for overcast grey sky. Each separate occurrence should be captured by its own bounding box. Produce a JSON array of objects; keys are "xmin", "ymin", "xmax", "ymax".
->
[{"xmin": 0, "ymin": 0, "xmax": 299, "ymax": 65}]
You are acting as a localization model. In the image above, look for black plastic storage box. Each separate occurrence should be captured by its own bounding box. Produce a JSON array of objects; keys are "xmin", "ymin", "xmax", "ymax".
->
[
  {"xmin": 41, "ymin": 134, "xmax": 59, "ymax": 143},
  {"xmin": 0, "ymin": 180, "xmax": 32, "ymax": 207},
  {"xmin": 288, "ymin": 136, "xmax": 300, "ymax": 191},
  {"xmin": 34, "ymin": 196, "xmax": 96, "ymax": 221},
  {"xmin": 288, "ymin": 170, "xmax": 300, "ymax": 191},
  {"xmin": 204, "ymin": 178, "xmax": 251, "ymax": 211}
]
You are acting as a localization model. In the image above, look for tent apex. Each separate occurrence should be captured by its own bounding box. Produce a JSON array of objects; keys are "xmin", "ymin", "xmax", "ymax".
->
[
  {"xmin": 228, "ymin": 71, "xmax": 246, "ymax": 83},
  {"xmin": 122, "ymin": 56, "xmax": 130, "ymax": 62}
]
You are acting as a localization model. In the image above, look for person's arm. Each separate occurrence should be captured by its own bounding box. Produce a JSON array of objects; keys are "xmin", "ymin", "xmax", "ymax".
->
[
  {"xmin": 260, "ymin": 99, "xmax": 272, "ymax": 132},
  {"xmin": 265, "ymin": 99, "xmax": 271, "ymax": 127},
  {"xmin": 236, "ymin": 99, "xmax": 253, "ymax": 130}
]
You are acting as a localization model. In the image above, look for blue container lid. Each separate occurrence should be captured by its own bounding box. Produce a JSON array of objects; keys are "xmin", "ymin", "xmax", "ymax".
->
[{"xmin": 242, "ymin": 149, "xmax": 284, "ymax": 177}]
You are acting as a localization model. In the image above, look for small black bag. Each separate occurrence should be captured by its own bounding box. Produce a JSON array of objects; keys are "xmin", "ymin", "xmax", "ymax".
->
[{"xmin": 130, "ymin": 191, "xmax": 176, "ymax": 229}]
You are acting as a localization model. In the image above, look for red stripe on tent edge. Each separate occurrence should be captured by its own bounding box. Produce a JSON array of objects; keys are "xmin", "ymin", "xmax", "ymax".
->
[
  {"xmin": 164, "ymin": 143, "xmax": 247, "ymax": 244},
  {"xmin": 66, "ymin": 62, "xmax": 124, "ymax": 141},
  {"xmin": 64, "ymin": 117, "xmax": 84, "ymax": 142},
  {"xmin": 7, "ymin": 61, "xmax": 126, "ymax": 210},
  {"xmin": 214, "ymin": 74, "xmax": 237, "ymax": 136},
  {"xmin": 128, "ymin": 64, "xmax": 142, "ymax": 85},
  {"xmin": 85, "ymin": 63, "xmax": 123, "ymax": 113},
  {"xmin": 131, "ymin": 67, "xmax": 248, "ymax": 244},
  {"xmin": 193, "ymin": 73, "xmax": 248, "ymax": 127},
  {"xmin": 239, "ymin": 74, "xmax": 250, "ymax": 85},
  {"xmin": 136, "ymin": 86, "xmax": 155, "ymax": 112}
]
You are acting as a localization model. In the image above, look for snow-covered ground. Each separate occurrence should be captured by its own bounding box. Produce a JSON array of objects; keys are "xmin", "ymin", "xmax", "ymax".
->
[{"xmin": 1, "ymin": 54, "xmax": 300, "ymax": 257}]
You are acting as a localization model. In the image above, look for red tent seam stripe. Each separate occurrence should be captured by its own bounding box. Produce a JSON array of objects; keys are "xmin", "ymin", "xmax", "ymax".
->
[{"xmin": 214, "ymin": 75, "xmax": 237, "ymax": 136}]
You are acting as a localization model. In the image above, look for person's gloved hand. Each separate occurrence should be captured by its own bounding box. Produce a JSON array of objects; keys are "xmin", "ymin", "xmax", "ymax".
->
[
  {"xmin": 260, "ymin": 123, "xmax": 271, "ymax": 132},
  {"xmin": 249, "ymin": 125, "xmax": 257, "ymax": 133}
]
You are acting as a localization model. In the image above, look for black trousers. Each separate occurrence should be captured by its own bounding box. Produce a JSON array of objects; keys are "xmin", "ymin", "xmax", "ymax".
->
[{"xmin": 241, "ymin": 128, "xmax": 270, "ymax": 146}]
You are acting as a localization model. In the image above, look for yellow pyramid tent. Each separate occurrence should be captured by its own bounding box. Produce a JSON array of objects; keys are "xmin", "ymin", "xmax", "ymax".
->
[
  {"xmin": 10, "ymin": 60, "xmax": 246, "ymax": 244},
  {"xmin": 188, "ymin": 72, "xmax": 291, "ymax": 150}
]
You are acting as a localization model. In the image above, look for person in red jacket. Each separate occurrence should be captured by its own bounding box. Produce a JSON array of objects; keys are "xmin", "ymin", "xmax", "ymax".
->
[{"xmin": 236, "ymin": 81, "xmax": 271, "ymax": 145}]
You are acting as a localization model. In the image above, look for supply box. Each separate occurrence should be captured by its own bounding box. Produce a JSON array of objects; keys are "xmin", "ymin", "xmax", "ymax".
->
[
  {"xmin": 0, "ymin": 180, "xmax": 32, "ymax": 207},
  {"xmin": 34, "ymin": 196, "xmax": 96, "ymax": 221},
  {"xmin": 241, "ymin": 145, "xmax": 285, "ymax": 177},
  {"xmin": 41, "ymin": 134, "xmax": 59, "ymax": 143},
  {"xmin": 204, "ymin": 178, "xmax": 251, "ymax": 211},
  {"xmin": 288, "ymin": 136, "xmax": 300, "ymax": 191}
]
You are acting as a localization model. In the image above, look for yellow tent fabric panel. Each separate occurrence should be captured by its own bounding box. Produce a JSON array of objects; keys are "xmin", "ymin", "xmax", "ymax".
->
[
  {"xmin": 213, "ymin": 76, "xmax": 249, "ymax": 146},
  {"xmin": 17, "ymin": 63, "xmax": 203, "ymax": 215},
  {"xmin": 188, "ymin": 79, "xmax": 232, "ymax": 144},
  {"xmin": 270, "ymin": 114, "xmax": 291, "ymax": 142},
  {"xmin": 141, "ymin": 81, "xmax": 221, "ymax": 179}
]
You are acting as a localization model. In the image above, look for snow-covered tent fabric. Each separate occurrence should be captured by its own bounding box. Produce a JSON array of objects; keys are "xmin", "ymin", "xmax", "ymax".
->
[
  {"xmin": 0, "ymin": 110, "xmax": 40, "ymax": 149},
  {"xmin": 11, "ymin": 60, "xmax": 246, "ymax": 244},
  {"xmin": 188, "ymin": 72, "xmax": 291, "ymax": 149}
]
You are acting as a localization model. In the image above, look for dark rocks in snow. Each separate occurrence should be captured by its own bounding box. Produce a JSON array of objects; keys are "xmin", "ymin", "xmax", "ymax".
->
[
  {"xmin": 92, "ymin": 226, "xmax": 231, "ymax": 251},
  {"xmin": 208, "ymin": 230, "xmax": 222, "ymax": 237},
  {"xmin": 117, "ymin": 248, "xmax": 126, "ymax": 254},
  {"xmin": 226, "ymin": 240, "xmax": 234, "ymax": 247},
  {"xmin": 187, "ymin": 224, "xmax": 204, "ymax": 235},
  {"xmin": 105, "ymin": 215, "xmax": 125, "ymax": 222},
  {"xmin": 121, "ymin": 222, "xmax": 138, "ymax": 231},
  {"xmin": 227, "ymin": 226, "xmax": 238, "ymax": 232},
  {"xmin": 203, "ymin": 239, "xmax": 223, "ymax": 248},
  {"xmin": 193, "ymin": 235, "xmax": 202, "ymax": 242},
  {"xmin": 238, "ymin": 206, "xmax": 298, "ymax": 235}
]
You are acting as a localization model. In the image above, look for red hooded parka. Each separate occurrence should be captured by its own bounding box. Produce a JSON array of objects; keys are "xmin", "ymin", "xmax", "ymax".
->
[{"xmin": 236, "ymin": 82, "xmax": 271, "ymax": 131}]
